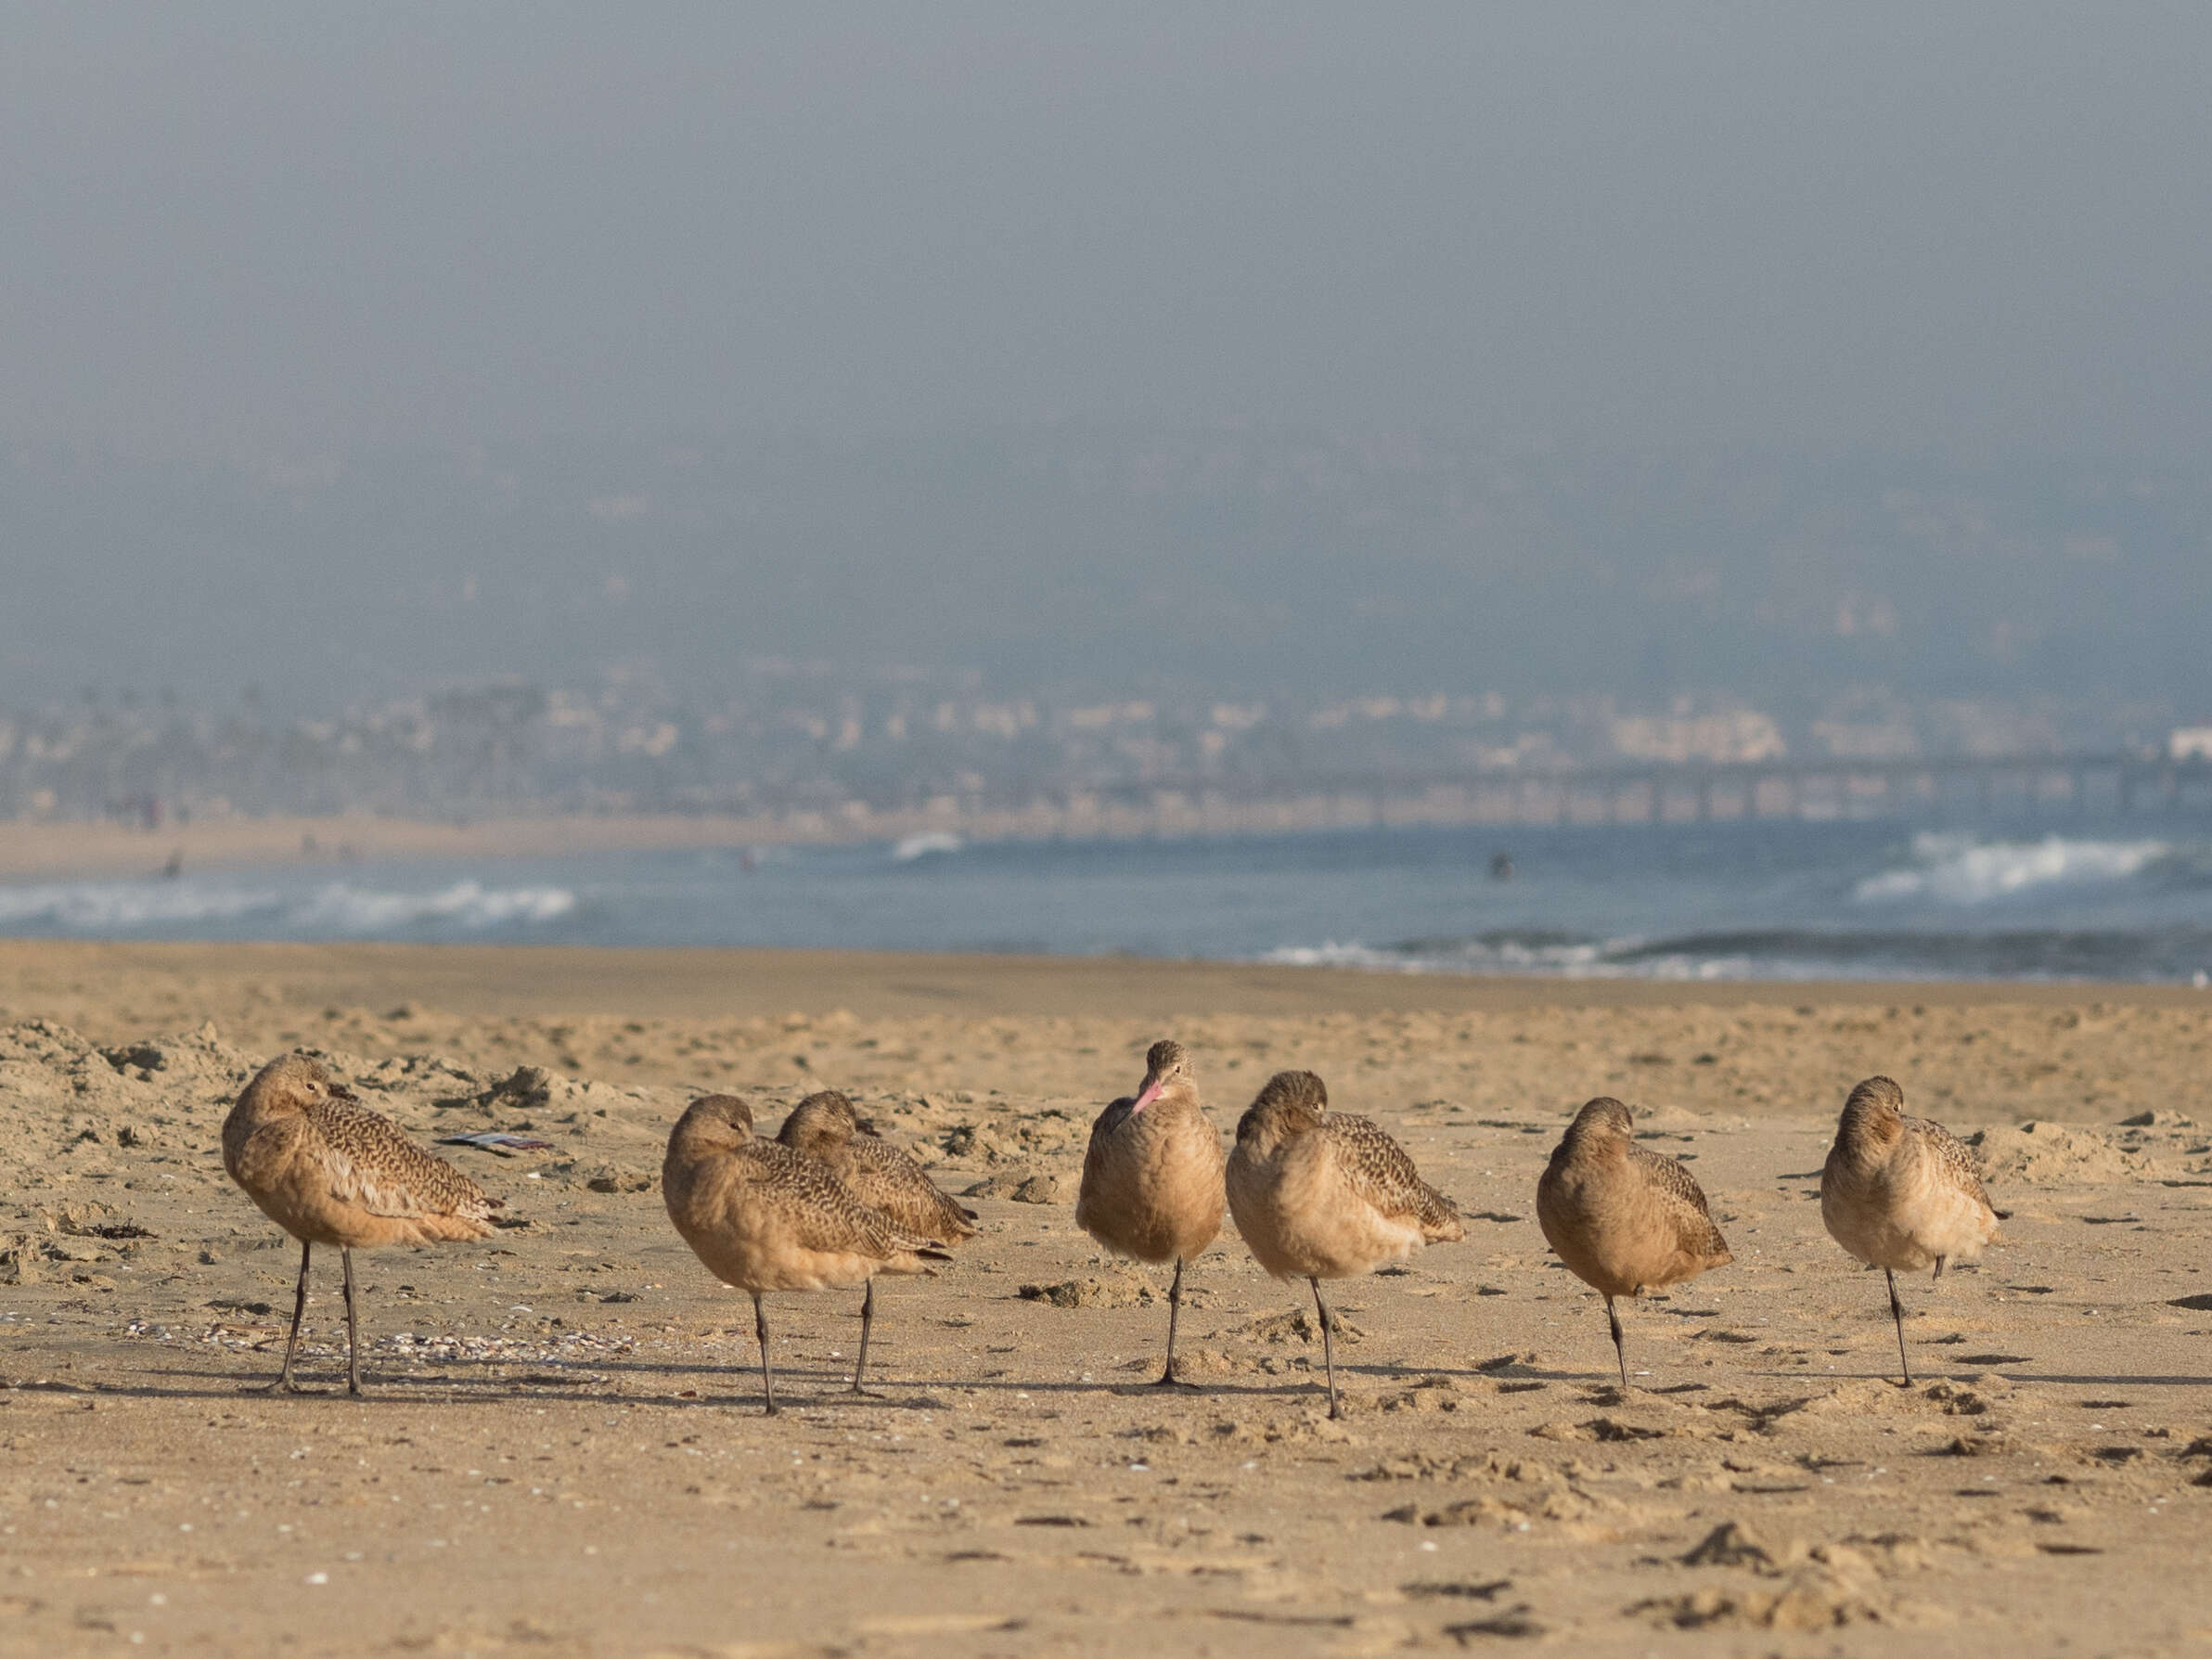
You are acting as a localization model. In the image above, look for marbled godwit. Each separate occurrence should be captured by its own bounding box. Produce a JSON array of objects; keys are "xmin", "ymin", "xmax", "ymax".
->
[
  {"xmin": 778, "ymin": 1089, "xmax": 976, "ymax": 1391},
  {"xmin": 1224, "ymin": 1070, "xmax": 1463, "ymax": 1418},
  {"xmin": 1536, "ymin": 1097, "xmax": 1732, "ymax": 1389},
  {"xmin": 221, "ymin": 1053, "xmax": 500, "ymax": 1395},
  {"xmin": 1821, "ymin": 1074, "xmax": 2002, "ymax": 1385},
  {"xmin": 663, "ymin": 1094, "xmax": 949, "ymax": 1413},
  {"xmin": 1074, "ymin": 1040, "xmax": 1227, "ymax": 1386}
]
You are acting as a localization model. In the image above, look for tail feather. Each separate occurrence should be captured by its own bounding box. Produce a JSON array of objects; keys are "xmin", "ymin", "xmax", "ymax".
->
[
  {"xmin": 1421, "ymin": 1185, "xmax": 1465, "ymax": 1242},
  {"xmin": 412, "ymin": 1213, "xmax": 498, "ymax": 1244},
  {"xmin": 882, "ymin": 1244, "xmax": 956, "ymax": 1276}
]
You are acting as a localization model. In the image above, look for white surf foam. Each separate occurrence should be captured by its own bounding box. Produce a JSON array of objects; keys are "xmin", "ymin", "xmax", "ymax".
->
[
  {"xmin": 291, "ymin": 881, "xmax": 576, "ymax": 932},
  {"xmin": 0, "ymin": 877, "xmax": 574, "ymax": 934},
  {"xmin": 891, "ymin": 831, "xmax": 965, "ymax": 862},
  {"xmin": 0, "ymin": 881, "xmax": 282, "ymax": 930},
  {"xmin": 1854, "ymin": 833, "xmax": 2167, "ymax": 906},
  {"xmin": 1261, "ymin": 935, "xmax": 1637, "ymax": 976}
]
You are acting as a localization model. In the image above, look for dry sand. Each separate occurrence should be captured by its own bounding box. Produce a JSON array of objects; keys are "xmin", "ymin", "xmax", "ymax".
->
[{"xmin": 2, "ymin": 940, "xmax": 2210, "ymax": 1656}]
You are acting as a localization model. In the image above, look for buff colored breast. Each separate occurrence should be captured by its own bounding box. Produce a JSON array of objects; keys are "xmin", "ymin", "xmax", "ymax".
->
[
  {"xmin": 1228, "ymin": 1126, "xmax": 1432, "ymax": 1280},
  {"xmin": 1822, "ymin": 1125, "xmax": 2001, "ymax": 1273},
  {"xmin": 1537, "ymin": 1139, "xmax": 1730, "ymax": 1300},
  {"xmin": 1075, "ymin": 1096, "xmax": 1225, "ymax": 1266}
]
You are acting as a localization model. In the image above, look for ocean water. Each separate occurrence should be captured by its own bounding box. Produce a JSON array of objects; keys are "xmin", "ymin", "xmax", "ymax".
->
[{"xmin": 4, "ymin": 817, "xmax": 2212, "ymax": 984}]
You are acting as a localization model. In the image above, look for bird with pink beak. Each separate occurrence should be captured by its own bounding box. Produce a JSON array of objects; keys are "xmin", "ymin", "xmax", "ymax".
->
[{"xmin": 1074, "ymin": 1039, "xmax": 1228, "ymax": 1385}]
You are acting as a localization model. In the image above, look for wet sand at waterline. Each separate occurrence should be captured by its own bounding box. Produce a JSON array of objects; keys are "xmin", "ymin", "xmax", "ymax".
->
[{"xmin": 3, "ymin": 941, "xmax": 2210, "ymax": 1656}]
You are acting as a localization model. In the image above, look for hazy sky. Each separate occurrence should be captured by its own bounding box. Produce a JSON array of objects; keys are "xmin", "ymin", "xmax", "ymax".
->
[{"xmin": 6, "ymin": 4, "xmax": 2210, "ymax": 463}]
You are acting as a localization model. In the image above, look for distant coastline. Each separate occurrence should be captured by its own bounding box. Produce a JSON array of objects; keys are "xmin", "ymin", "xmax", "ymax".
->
[
  {"xmin": 3, "ymin": 748, "xmax": 2203, "ymax": 881},
  {"xmin": 0, "ymin": 795, "xmax": 1515, "ymax": 881}
]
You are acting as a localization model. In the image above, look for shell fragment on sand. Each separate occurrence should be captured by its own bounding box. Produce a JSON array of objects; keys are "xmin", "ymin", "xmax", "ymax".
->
[{"xmin": 437, "ymin": 1131, "xmax": 556, "ymax": 1155}]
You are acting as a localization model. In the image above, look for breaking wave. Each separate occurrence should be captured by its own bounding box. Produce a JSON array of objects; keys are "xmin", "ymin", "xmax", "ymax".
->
[
  {"xmin": 0, "ymin": 878, "xmax": 575, "ymax": 936},
  {"xmin": 1262, "ymin": 923, "xmax": 2212, "ymax": 984},
  {"xmin": 891, "ymin": 831, "xmax": 965, "ymax": 862},
  {"xmin": 1265, "ymin": 932, "xmax": 1630, "ymax": 975},
  {"xmin": 1854, "ymin": 833, "xmax": 2169, "ymax": 906},
  {"xmin": 289, "ymin": 881, "xmax": 576, "ymax": 931}
]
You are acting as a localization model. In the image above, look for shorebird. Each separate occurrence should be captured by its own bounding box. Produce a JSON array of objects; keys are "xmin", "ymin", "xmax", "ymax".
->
[
  {"xmin": 1820, "ymin": 1074, "xmax": 2002, "ymax": 1384},
  {"xmin": 1536, "ymin": 1097, "xmax": 1732, "ymax": 1389},
  {"xmin": 662, "ymin": 1094, "xmax": 949, "ymax": 1413},
  {"xmin": 1224, "ymin": 1069, "xmax": 1463, "ymax": 1418},
  {"xmin": 1074, "ymin": 1039, "xmax": 1227, "ymax": 1386},
  {"xmin": 221, "ymin": 1052, "xmax": 501, "ymax": 1395},
  {"xmin": 777, "ymin": 1089, "xmax": 976, "ymax": 1391}
]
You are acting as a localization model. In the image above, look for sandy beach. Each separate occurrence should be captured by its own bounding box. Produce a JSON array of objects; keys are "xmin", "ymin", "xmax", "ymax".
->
[
  {"xmin": 0, "ymin": 790, "xmax": 1603, "ymax": 883},
  {"xmin": 3, "ymin": 941, "xmax": 2210, "ymax": 1656}
]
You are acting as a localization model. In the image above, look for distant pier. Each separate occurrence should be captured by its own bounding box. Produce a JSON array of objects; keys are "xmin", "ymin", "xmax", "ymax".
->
[{"xmin": 1089, "ymin": 751, "xmax": 2212, "ymax": 834}]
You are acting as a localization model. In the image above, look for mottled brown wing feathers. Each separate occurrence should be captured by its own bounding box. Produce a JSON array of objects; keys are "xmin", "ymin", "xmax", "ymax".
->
[
  {"xmin": 1628, "ymin": 1141, "xmax": 1715, "ymax": 1216},
  {"xmin": 847, "ymin": 1135, "xmax": 977, "ymax": 1241},
  {"xmin": 1628, "ymin": 1140, "xmax": 1729, "ymax": 1256},
  {"xmin": 1908, "ymin": 1115, "xmax": 1996, "ymax": 1210},
  {"xmin": 304, "ymin": 1098, "xmax": 496, "ymax": 1220},
  {"xmin": 1322, "ymin": 1113, "xmax": 1460, "ymax": 1231},
  {"xmin": 738, "ymin": 1142, "xmax": 946, "ymax": 1261}
]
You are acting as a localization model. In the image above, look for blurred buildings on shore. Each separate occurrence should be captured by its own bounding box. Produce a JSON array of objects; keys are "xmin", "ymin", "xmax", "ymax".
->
[{"xmin": 0, "ymin": 668, "xmax": 2193, "ymax": 830}]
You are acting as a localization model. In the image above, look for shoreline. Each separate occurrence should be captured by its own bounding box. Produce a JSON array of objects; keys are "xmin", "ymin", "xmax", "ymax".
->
[
  {"xmin": 0, "ymin": 809, "xmax": 854, "ymax": 881},
  {"xmin": 0, "ymin": 804, "xmax": 1521, "ymax": 881},
  {"xmin": 3, "ymin": 937, "xmax": 2206, "ymax": 1035},
  {"xmin": 1, "ymin": 789, "xmax": 2159, "ymax": 882}
]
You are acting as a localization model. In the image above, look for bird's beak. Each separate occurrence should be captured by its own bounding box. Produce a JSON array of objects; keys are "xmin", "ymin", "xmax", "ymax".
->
[{"xmin": 1131, "ymin": 1077, "xmax": 1164, "ymax": 1112}]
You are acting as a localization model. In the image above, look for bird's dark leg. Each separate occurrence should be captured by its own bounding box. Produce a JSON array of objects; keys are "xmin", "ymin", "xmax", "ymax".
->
[
  {"xmin": 848, "ymin": 1280, "xmax": 881, "ymax": 1395},
  {"xmin": 341, "ymin": 1246, "xmax": 363, "ymax": 1396},
  {"xmin": 1607, "ymin": 1296, "xmax": 1629, "ymax": 1392},
  {"xmin": 1933, "ymin": 1254, "xmax": 1948, "ymax": 1281},
  {"xmin": 1309, "ymin": 1277, "xmax": 1340, "ymax": 1420},
  {"xmin": 259, "ymin": 1240, "xmax": 312, "ymax": 1393},
  {"xmin": 753, "ymin": 1292, "xmax": 779, "ymax": 1416},
  {"xmin": 1885, "ymin": 1268, "xmax": 1912, "ymax": 1385},
  {"xmin": 1151, "ymin": 1256, "xmax": 1187, "ymax": 1387}
]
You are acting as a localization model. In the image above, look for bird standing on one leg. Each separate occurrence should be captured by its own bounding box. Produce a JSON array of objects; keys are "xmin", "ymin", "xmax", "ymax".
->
[
  {"xmin": 221, "ymin": 1053, "xmax": 502, "ymax": 1396},
  {"xmin": 1224, "ymin": 1070, "xmax": 1462, "ymax": 1419},
  {"xmin": 1820, "ymin": 1075, "xmax": 2002, "ymax": 1385},
  {"xmin": 662, "ymin": 1095, "xmax": 949, "ymax": 1414},
  {"xmin": 1536, "ymin": 1097, "xmax": 1732, "ymax": 1390},
  {"xmin": 1074, "ymin": 1040, "xmax": 1227, "ymax": 1387},
  {"xmin": 777, "ymin": 1089, "xmax": 975, "ymax": 1392}
]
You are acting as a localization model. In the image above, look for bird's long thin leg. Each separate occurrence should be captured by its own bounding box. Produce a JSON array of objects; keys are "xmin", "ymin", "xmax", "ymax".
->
[
  {"xmin": 753, "ymin": 1292, "xmax": 779, "ymax": 1416},
  {"xmin": 259, "ymin": 1240, "xmax": 312, "ymax": 1394},
  {"xmin": 1885, "ymin": 1268, "xmax": 1912, "ymax": 1385},
  {"xmin": 1151, "ymin": 1256, "xmax": 1187, "ymax": 1388},
  {"xmin": 1607, "ymin": 1296, "xmax": 1629, "ymax": 1392},
  {"xmin": 1933, "ymin": 1255, "xmax": 1948, "ymax": 1281},
  {"xmin": 1309, "ymin": 1277, "xmax": 1340, "ymax": 1420},
  {"xmin": 849, "ymin": 1280, "xmax": 880, "ymax": 1395},
  {"xmin": 341, "ymin": 1246, "xmax": 363, "ymax": 1396}
]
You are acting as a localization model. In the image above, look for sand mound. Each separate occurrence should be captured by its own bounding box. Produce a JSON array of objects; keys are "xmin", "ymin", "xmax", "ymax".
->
[
  {"xmin": 0, "ymin": 1018, "xmax": 266, "ymax": 1186},
  {"xmin": 964, "ymin": 1167, "xmax": 1073, "ymax": 1203},
  {"xmin": 1239, "ymin": 1306, "xmax": 1367, "ymax": 1344},
  {"xmin": 1970, "ymin": 1121, "xmax": 2141, "ymax": 1185},
  {"xmin": 1630, "ymin": 1577, "xmax": 1887, "ymax": 1632},
  {"xmin": 1018, "ymin": 1274, "xmax": 1154, "ymax": 1308}
]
